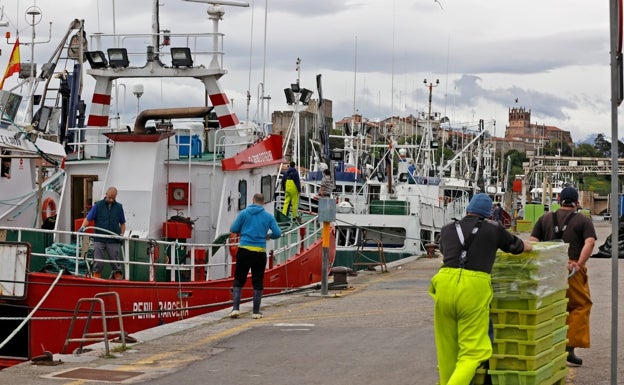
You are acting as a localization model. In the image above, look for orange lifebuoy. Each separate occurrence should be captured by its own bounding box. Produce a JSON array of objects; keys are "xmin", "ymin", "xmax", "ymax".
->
[
  {"xmin": 228, "ymin": 233, "xmax": 240, "ymax": 256},
  {"xmin": 41, "ymin": 197, "xmax": 57, "ymax": 222}
]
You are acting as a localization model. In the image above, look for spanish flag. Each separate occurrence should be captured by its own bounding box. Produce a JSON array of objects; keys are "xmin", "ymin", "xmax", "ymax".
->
[{"xmin": 0, "ymin": 39, "xmax": 20, "ymax": 89}]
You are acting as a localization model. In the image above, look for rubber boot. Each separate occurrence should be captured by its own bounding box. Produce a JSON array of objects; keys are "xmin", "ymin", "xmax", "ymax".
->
[
  {"xmin": 229, "ymin": 287, "xmax": 242, "ymax": 318},
  {"xmin": 252, "ymin": 290, "xmax": 263, "ymax": 318},
  {"xmin": 566, "ymin": 346, "xmax": 583, "ymax": 366}
]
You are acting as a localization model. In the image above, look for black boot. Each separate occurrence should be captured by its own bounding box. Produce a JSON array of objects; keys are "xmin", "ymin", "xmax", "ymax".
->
[
  {"xmin": 229, "ymin": 287, "xmax": 242, "ymax": 318},
  {"xmin": 566, "ymin": 346, "xmax": 583, "ymax": 366}
]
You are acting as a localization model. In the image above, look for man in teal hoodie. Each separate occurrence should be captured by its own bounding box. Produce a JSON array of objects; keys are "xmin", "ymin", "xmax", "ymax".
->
[{"xmin": 229, "ymin": 193, "xmax": 282, "ymax": 319}]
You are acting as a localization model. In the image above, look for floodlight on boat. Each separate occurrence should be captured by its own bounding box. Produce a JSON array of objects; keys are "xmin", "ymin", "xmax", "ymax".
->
[
  {"xmin": 19, "ymin": 63, "xmax": 36, "ymax": 79},
  {"xmin": 299, "ymin": 88, "xmax": 313, "ymax": 105},
  {"xmin": 39, "ymin": 62, "xmax": 56, "ymax": 79},
  {"xmin": 107, "ymin": 48, "xmax": 129, "ymax": 68},
  {"xmin": 171, "ymin": 47, "xmax": 193, "ymax": 67},
  {"xmin": 31, "ymin": 106, "xmax": 52, "ymax": 132},
  {"xmin": 284, "ymin": 88, "xmax": 295, "ymax": 105},
  {"xmin": 85, "ymin": 51, "xmax": 108, "ymax": 69}
]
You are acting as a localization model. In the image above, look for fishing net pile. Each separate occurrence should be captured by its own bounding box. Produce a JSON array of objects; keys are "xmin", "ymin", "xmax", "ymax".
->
[{"xmin": 42, "ymin": 242, "xmax": 92, "ymax": 274}]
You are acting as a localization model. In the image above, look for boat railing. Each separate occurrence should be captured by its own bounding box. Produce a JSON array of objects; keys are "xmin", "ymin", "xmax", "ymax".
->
[
  {"xmin": 0, "ymin": 219, "xmax": 322, "ymax": 282},
  {"xmin": 90, "ymin": 32, "xmax": 224, "ymax": 70},
  {"xmin": 65, "ymin": 126, "xmax": 116, "ymax": 160},
  {"xmin": 269, "ymin": 216, "xmax": 321, "ymax": 265},
  {"xmin": 65, "ymin": 123, "xmax": 256, "ymax": 162}
]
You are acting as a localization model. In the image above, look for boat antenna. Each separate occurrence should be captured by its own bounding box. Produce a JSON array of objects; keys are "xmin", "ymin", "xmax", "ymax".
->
[
  {"xmin": 245, "ymin": 0, "xmax": 255, "ymax": 122},
  {"xmin": 183, "ymin": 0, "xmax": 250, "ymax": 70}
]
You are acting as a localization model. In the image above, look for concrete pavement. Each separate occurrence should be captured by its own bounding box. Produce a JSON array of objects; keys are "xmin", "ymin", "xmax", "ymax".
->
[{"xmin": 0, "ymin": 218, "xmax": 622, "ymax": 384}]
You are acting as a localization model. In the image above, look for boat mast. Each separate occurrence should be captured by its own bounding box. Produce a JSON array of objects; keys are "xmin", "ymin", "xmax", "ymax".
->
[
  {"xmin": 23, "ymin": 6, "xmax": 52, "ymax": 123},
  {"xmin": 421, "ymin": 79, "xmax": 439, "ymax": 177}
]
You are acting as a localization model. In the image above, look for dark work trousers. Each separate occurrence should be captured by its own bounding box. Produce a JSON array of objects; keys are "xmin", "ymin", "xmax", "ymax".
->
[{"xmin": 233, "ymin": 247, "xmax": 267, "ymax": 290}]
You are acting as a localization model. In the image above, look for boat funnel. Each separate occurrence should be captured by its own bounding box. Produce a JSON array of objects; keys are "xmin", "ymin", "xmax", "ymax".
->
[{"xmin": 133, "ymin": 106, "xmax": 214, "ymax": 134}]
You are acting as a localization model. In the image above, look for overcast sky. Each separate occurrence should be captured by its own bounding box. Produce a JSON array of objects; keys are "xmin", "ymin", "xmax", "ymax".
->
[{"xmin": 0, "ymin": 0, "xmax": 617, "ymax": 142}]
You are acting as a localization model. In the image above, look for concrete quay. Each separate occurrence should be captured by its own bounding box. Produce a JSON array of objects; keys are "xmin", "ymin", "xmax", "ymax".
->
[{"xmin": 0, "ymin": 218, "xmax": 622, "ymax": 385}]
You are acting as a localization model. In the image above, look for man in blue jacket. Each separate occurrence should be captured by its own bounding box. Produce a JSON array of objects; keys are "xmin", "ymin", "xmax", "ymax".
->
[
  {"xmin": 229, "ymin": 193, "xmax": 282, "ymax": 319},
  {"xmin": 80, "ymin": 186, "xmax": 126, "ymax": 279}
]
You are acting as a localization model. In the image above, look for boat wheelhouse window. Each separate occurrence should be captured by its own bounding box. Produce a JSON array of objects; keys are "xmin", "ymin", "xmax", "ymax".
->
[
  {"xmin": 238, "ymin": 179, "xmax": 247, "ymax": 210},
  {"xmin": 1, "ymin": 151, "xmax": 10, "ymax": 178},
  {"xmin": 261, "ymin": 175, "xmax": 273, "ymax": 203}
]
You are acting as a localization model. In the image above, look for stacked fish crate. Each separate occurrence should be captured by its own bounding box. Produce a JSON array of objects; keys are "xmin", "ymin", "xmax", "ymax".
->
[{"xmin": 487, "ymin": 242, "xmax": 570, "ymax": 385}]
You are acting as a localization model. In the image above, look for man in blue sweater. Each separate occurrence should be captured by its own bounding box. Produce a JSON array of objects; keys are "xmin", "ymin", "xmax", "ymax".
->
[{"xmin": 229, "ymin": 193, "xmax": 282, "ymax": 319}]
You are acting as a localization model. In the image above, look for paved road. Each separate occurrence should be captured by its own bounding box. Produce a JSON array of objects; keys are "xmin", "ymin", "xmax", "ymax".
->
[{"xmin": 0, "ymin": 218, "xmax": 623, "ymax": 384}]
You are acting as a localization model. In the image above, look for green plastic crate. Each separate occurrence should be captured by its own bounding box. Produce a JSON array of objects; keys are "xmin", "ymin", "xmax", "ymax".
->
[
  {"xmin": 547, "ymin": 367, "xmax": 569, "ymax": 385},
  {"xmin": 490, "ymin": 340, "xmax": 567, "ymax": 371},
  {"xmin": 490, "ymin": 345, "xmax": 553, "ymax": 371},
  {"xmin": 491, "ymin": 289, "xmax": 566, "ymax": 311},
  {"xmin": 493, "ymin": 313, "xmax": 566, "ymax": 341},
  {"xmin": 473, "ymin": 367, "xmax": 487, "ymax": 385},
  {"xmin": 492, "ymin": 333, "xmax": 555, "ymax": 357},
  {"xmin": 552, "ymin": 325, "xmax": 568, "ymax": 344},
  {"xmin": 488, "ymin": 357, "xmax": 553, "ymax": 385},
  {"xmin": 488, "ymin": 354, "xmax": 568, "ymax": 385},
  {"xmin": 490, "ymin": 298, "xmax": 568, "ymax": 325}
]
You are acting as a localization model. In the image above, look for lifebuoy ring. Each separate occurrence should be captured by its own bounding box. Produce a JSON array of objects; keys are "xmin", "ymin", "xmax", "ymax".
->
[
  {"xmin": 41, "ymin": 197, "xmax": 57, "ymax": 222},
  {"xmin": 228, "ymin": 233, "xmax": 240, "ymax": 256}
]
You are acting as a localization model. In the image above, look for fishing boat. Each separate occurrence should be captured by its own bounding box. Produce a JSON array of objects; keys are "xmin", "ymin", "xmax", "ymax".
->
[
  {"xmin": 302, "ymin": 110, "xmax": 496, "ymax": 270},
  {"xmin": 0, "ymin": 13, "xmax": 77, "ymax": 230},
  {"xmin": 0, "ymin": 0, "xmax": 333, "ymax": 369}
]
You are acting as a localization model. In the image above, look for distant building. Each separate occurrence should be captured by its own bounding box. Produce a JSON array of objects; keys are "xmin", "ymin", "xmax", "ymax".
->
[{"xmin": 499, "ymin": 107, "xmax": 573, "ymax": 153}]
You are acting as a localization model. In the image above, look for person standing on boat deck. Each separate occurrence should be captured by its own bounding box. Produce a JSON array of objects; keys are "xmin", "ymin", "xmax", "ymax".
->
[
  {"xmin": 492, "ymin": 202, "xmax": 503, "ymax": 224},
  {"xmin": 528, "ymin": 186, "xmax": 595, "ymax": 366},
  {"xmin": 318, "ymin": 168, "xmax": 335, "ymax": 197},
  {"xmin": 281, "ymin": 161, "xmax": 301, "ymax": 222},
  {"xmin": 79, "ymin": 186, "xmax": 126, "ymax": 279},
  {"xmin": 1, "ymin": 158, "xmax": 10, "ymax": 178},
  {"xmin": 229, "ymin": 193, "xmax": 282, "ymax": 319},
  {"xmin": 407, "ymin": 160, "xmax": 416, "ymax": 184},
  {"xmin": 430, "ymin": 193, "xmax": 531, "ymax": 385}
]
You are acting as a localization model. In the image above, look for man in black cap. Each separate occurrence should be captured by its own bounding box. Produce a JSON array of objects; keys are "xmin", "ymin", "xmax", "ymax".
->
[
  {"xmin": 528, "ymin": 186, "xmax": 596, "ymax": 366},
  {"xmin": 430, "ymin": 193, "xmax": 531, "ymax": 384}
]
